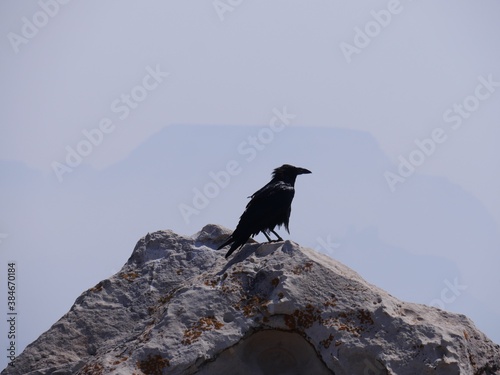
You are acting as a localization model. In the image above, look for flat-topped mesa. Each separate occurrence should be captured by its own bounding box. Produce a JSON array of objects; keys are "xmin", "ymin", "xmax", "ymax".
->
[{"xmin": 3, "ymin": 224, "xmax": 499, "ymax": 375}]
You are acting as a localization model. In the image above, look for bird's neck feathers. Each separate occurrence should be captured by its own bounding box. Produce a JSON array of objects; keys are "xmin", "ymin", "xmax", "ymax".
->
[{"xmin": 272, "ymin": 174, "xmax": 297, "ymax": 186}]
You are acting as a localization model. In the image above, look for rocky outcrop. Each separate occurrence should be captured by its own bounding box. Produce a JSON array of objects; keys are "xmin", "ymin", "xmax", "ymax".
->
[{"xmin": 3, "ymin": 225, "xmax": 499, "ymax": 374}]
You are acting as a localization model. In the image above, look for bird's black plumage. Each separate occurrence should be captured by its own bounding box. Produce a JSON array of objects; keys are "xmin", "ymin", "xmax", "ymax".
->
[{"xmin": 218, "ymin": 164, "xmax": 311, "ymax": 258}]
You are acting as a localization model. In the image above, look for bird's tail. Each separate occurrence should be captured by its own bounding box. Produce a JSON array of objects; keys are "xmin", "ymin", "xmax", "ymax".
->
[
  {"xmin": 217, "ymin": 233, "xmax": 248, "ymax": 258},
  {"xmin": 217, "ymin": 235, "xmax": 234, "ymax": 251},
  {"xmin": 224, "ymin": 241, "xmax": 242, "ymax": 259}
]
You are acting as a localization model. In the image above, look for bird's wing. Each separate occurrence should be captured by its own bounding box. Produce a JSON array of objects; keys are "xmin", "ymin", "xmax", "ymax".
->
[
  {"xmin": 237, "ymin": 181, "xmax": 295, "ymax": 235},
  {"xmin": 246, "ymin": 180, "xmax": 275, "ymax": 207},
  {"xmin": 246, "ymin": 181, "xmax": 294, "ymax": 209}
]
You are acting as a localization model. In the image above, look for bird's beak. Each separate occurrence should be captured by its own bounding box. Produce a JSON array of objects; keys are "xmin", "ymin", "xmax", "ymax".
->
[{"xmin": 296, "ymin": 167, "xmax": 312, "ymax": 175}]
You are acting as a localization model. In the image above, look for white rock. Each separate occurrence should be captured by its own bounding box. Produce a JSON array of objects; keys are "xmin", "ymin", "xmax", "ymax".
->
[{"xmin": 3, "ymin": 224, "xmax": 499, "ymax": 375}]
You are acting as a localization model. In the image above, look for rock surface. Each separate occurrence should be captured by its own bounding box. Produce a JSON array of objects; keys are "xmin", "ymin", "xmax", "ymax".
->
[{"xmin": 3, "ymin": 224, "xmax": 499, "ymax": 375}]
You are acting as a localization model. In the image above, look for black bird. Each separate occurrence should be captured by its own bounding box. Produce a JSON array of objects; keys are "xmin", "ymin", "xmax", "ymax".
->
[{"xmin": 218, "ymin": 164, "xmax": 311, "ymax": 258}]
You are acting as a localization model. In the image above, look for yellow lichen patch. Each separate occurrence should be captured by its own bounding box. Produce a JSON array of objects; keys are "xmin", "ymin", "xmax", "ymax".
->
[
  {"xmin": 284, "ymin": 304, "xmax": 323, "ymax": 330},
  {"xmin": 295, "ymin": 304, "xmax": 323, "ymax": 328},
  {"xmin": 463, "ymin": 330, "xmax": 470, "ymax": 341},
  {"xmin": 120, "ymin": 272, "xmax": 139, "ymax": 282},
  {"xmin": 323, "ymin": 295, "xmax": 337, "ymax": 308},
  {"xmin": 357, "ymin": 309, "xmax": 374, "ymax": 325},
  {"xmin": 233, "ymin": 294, "xmax": 269, "ymax": 318},
  {"xmin": 113, "ymin": 356, "xmax": 128, "ymax": 365},
  {"xmin": 203, "ymin": 276, "xmax": 219, "ymax": 288},
  {"xmin": 90, "ymin": 281, "xmax": 104, "ymax": 293},
  {"xmin": 137, "ymin": 354, "xmax": 169, "ymax": 375},
  {"xmin": 292, "ymin": 261, "xmax": 314, "ymax": 275},
  {"xmin": 181, "ymin": 316, "xmax": 224, "ymax": 345},
  {"xmin": 320, "ymin": 334, "xmax": 335, "ymax": 349},
  {"xmin": 80, "ymin": 362, "xmax": 104, "ymax": 375},
  {"xmin": 158, "ymin": 291, "xmax": 175, "ymax": 305},
  {"xmin": 324, "ymin": 309, "xmax": 374, "ymax": 337},
  {"xmin": 284, "ymin": 314, "xmax": 296, "ymax": 329},
  {"xmin": 243, "ymin": 295, "xmax": 269, "ymax": 317}
]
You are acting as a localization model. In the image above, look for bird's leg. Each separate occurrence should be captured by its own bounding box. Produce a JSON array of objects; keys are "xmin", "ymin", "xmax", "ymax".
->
[
  {"xmin": 271, "ymin": 230, "xmax": 283, "ymax": 242},
  {"xmin": 263, "ymin": 231, "xmax": 273, "ymax": 242}
]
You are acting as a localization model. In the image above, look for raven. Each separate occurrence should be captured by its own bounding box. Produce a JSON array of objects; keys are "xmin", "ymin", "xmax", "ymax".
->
[{"xmin": 218, "ymin": 164, "xmax": 311, "ymax": 258}]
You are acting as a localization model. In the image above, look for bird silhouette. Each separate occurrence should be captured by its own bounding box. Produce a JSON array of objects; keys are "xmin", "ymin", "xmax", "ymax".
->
[{"xmin": 218, "ymin": 164, "xmax": 311, "ymax": 258}]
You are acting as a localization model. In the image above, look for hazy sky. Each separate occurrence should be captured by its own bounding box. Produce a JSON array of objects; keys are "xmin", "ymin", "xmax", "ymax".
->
[{"xmin": 1, "ymin": 0, "xmax": 500, "ymax": 369}]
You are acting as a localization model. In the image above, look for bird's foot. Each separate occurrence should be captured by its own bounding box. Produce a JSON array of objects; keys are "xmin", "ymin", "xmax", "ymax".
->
[
  {"xmin": 270, "ymin": 230, "xmax": 283, "ymax": 242},
  {"xmin": 267, "ymin": 238, "xmax": 283, "ymax": 243}
]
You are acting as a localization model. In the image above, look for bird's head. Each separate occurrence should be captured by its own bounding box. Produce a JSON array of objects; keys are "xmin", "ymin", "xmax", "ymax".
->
[{"xmin": 272, "ymin": 164, "xmax": 311, "ymax": 184}]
